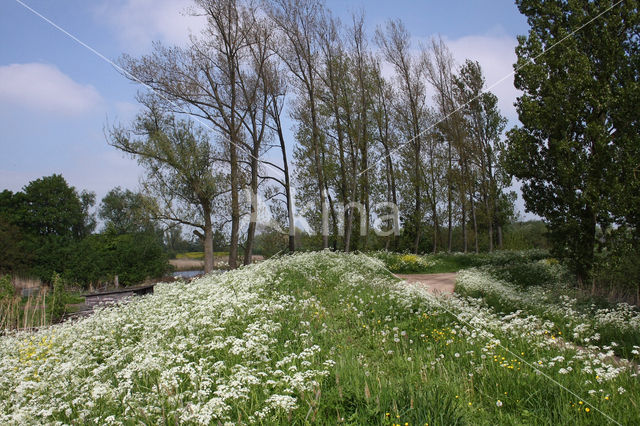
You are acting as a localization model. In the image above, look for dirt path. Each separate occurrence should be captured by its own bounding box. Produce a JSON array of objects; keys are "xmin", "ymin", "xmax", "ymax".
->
[{"xmin": 394, "ymin": 273, "xmax": 457, "ymax": 296}]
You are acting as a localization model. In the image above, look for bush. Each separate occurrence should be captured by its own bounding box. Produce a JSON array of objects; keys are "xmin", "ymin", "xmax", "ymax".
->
[
  {"xmin": 485, "ymin": 261, "xmax": 557, "ymax": 288},
  {"xmin": 371, "ymin": 249, "xmax": 550, "ymax": 274},
  {"xmin": 592, "ymin": 228, "xmax": 640, "ymax": 303},
  {"xmin": 369, "ymin": 251, "xmax": 433, "ymax": 273},
  {"xmin": 65, "ymin": 232, "xmax": 171, "ymax": 288},
  {"xmin": 48, "ymin": 273, "xmax": 67, "ymax": 322},
  {"xmin": 0, "ymin": 275, "xmax": 13, "ymax": 300}
]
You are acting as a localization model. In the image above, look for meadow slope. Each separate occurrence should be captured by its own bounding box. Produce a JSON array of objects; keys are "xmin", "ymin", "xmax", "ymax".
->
[{"xmin": 1, "ymin": 251, "xmax": 638, "ymax": 424}]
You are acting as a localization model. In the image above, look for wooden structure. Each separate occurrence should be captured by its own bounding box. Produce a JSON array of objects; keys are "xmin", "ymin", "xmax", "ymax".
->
[
  {"xmin": 64, "ymin": 284, "xmax": 156, "ymax": 321},
  {"xmin": 83, "ymin": 284, "xmax": 155, "ymax": 308}
]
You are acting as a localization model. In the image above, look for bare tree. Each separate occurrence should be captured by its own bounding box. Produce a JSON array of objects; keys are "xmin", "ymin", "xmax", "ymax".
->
[
  {"xmin": 422, "ymin": 36, "xmax": 463, "ymax": 252},
  {"xmin": 376, "ymin": 20, "xmax": 429, "ymax": 253},
  {"xmin": 371, "ymin": 58, "xmax": 399, "ymax": 250},
  {"xmin": 263, "ymin": 59, "xmax": 296, "ymax": 252},
  {"xmin": 118, "ymin": 0, "xmax": 275, "ymax": 268},
  {"xmin": 268, "ymin": 0, "xmax": 329, "ymax": 248},
  {"xmin": 454, "ymin": 59, "xmax": 508, "ymax": 252}
]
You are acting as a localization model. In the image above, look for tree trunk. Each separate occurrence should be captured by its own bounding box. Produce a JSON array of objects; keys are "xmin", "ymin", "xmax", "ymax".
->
[
  {"xmin": 344, "ymin": 206, "xmax": 353, "ymax": 253},
  {"xmin": 272, "ymin": 98, "xmax": 295, "ymax": 253},
  {"xmin": 413, "ymin": 141, "xmax": 422, "ymax": 254},
  {"xmin": 470, "ymin": 185, "xmax": 479, "ymax": 253},
  {"xmin": 325, "ymin": 178, "xmax": 339, "ymax": 251},
  {"xmin": 229, "ymin": 141, "xmax": 240, "ymax": 269},
  {"xmin": 308, "ymin": 72, "xmax": 327, "ymax": 249},
  {"xmin": 243, "ymin": 155, "xmax": 259, "ymax": 266},
  {"xmin": 488, "ymin": 219, "xmax": 494, "ymax": 253},
  {"xmin": 432, "ymin": 202, "xmax": 439, "ymax": 253},
  {"xmin": 414, "ymin": 187, "xmax": 422, "ymax": 254},
  {"xmin": 202, "ymin": 205, "xmax": 214, "ymax": 273},
  {"xmin": 447, "ymin": 141, "xmax": 453, "ymax": 252},
  {"xmin": 462, "ymin": 198, "xmax": 467, "ymax": 253}
]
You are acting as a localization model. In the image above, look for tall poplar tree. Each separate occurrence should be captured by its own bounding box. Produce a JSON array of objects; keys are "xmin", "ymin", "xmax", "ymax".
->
[{"xmin": 505, "ymin": 0, "xmax": 640, "ymax": 284}]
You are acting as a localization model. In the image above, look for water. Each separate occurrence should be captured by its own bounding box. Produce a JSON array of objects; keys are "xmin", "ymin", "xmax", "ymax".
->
[
  {"xmin": 172, "ymin": 269, "xmax": 226, "ymax": 279},
  {"xmin": 172, "ymin": 270, "xmax": 203, "ymax": 278}
]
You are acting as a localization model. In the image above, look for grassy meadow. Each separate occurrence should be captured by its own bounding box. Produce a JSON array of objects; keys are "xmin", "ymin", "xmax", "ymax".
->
[{"xmin": 0, "ymin": 251, "xmax": 638, "ymax": 424}]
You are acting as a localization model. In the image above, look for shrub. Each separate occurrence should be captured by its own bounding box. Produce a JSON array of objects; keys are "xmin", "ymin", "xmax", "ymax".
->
[
  {"xmin": 0, "ymin": 275, "xmax": 13, "ymax": 299},
  {"xmin": 369, "ymin": 251, "xmax": 433, "ymax": 273},
  {"xmin": 486, "ymin": 261, "xmax": 557, "ymax": 288},
  {"xmin": 47, "ymin": 273, "xmax": 67, "ymax": 322}
]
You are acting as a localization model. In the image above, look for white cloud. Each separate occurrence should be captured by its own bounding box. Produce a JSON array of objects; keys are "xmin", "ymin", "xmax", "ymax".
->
[
  {"xmin": 442, "ymin": 32, "xmax": 520, "ymax": 123},
  {"xmin": 97, "ymin": 0, "xmax": 206, "ymax": 52},
  {"xmin": 377, "ymin": 30, "xmax": 520, "ymax": 123},
  {"xmin": 0, "ymin": 63, "xmax": 102, "ymax": 115}
]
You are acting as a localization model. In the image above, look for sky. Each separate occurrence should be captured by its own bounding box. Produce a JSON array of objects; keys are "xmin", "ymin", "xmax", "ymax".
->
[{"xmin": 0, "ymin": 0, "xmax": 533, "ymax": 219}]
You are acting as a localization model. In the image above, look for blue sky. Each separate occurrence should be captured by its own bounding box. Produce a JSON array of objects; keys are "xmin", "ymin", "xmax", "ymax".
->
[{"xmin": 0, "ymin": 0, "xmax": 531, "ymax": 216}]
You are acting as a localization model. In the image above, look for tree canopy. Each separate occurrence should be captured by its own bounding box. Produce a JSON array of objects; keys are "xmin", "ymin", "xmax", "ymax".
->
[{"xmin": 505, "ymin": 0, "xmax": 640, "ymax": 282}]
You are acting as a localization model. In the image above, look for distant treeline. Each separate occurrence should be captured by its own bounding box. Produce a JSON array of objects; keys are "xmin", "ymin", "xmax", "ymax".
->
[{"xmin": 0, "ymin": 175, "xmax": 174, "ymax": 287}]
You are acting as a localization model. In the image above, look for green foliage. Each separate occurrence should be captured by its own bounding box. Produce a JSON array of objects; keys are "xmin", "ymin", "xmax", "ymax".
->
[
  {"xmin": 0, "ymin": 218, "xmax": 31, "ymax": 274},
  {"xmin": 502, "ymin": 220, "xmax": 549, "ymax": 250},
  {"xmin": 0, "ymin": 275, "xmax": 14, "ymax": 300},
  {"xmin": 0, "ymin": 176, "xmax": 170, "ymax": 287},
  {"xmin": 486, "ymin": 261, "xmax": 558, "ymax": 288},
  {"xmin": 372, "ymin": 249, "xmax": 550, "ymax": 274},
  {"xmin": 163, "ymin": 225, "xmax": 203, "ymax": 257},
  {"xmin": 592, "ymin": 228, "xmax": 640, "ymax": 302},
  {"xmin": 47, "ymin": 273, "xmax": 67, "ymax": 322},
  {"xmin": 18, "ymin": 174, "xmax": 94, "ymax": 239},
  {"xmin": 66, "ymin": 232, "xmax": 170, "ymax": 287},
  {"xmin": 505, "ymin": 1, "xmax": 640, "ymax": 282},
  {"xmin": 370, "ymin": 251, "xmax": 434, "ymax": 273},
  {"xmin": 252, "ymin": 230, "xmax": 288, "ymax": 257},
  {"xmin": 109, "ymin": 107, "xmax": 227, "ymax": 271},
  {"xmin": 99, "ymin": 187, "xmax": 157, "ymax": 234},
  {"xmin": 0, "ymin": 175, "xmax": 97, "ymax": 282}
]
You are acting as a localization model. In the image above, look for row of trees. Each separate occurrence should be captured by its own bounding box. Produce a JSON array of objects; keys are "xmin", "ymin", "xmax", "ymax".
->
[
  {"xmin": 110, "ymin": 0, "xmax": 515, "ymax": 273},
  {"xmin": 0, "ymin": 175, "xmax": 171, "ymax": 286},
  {"xmin": 113, "ymin": 0, "xmax": 638, "ymax": 295},
  {"xmin": 5, "ymin": 0, "xmax": 636, "ymax": 295}
]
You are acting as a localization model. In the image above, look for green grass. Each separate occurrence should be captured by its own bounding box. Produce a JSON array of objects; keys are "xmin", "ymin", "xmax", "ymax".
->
[
  {"xmin": 371, "ymin": 249, "xmax": 550, "ymax": 274},
  {"xmin": 175, "ymin": 251, "xmax": 205, "ymax": 260},
  {"xmin": 1, "ymin": 252, "xmax": 637, "ymax": 424},
  {"xmin": 455, "ymin": 264, "xmax": 640, "ymax": 359},
  {"xmin": 175, "ymin": 251, "xmax": 230, "ymax": 260}
]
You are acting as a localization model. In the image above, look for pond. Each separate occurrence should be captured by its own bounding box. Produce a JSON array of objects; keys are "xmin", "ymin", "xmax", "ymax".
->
[
  {"xmin": 172, "ymin": 269, "xmax": 226, "ymax": 279},
  {"xmin": 172, "ymin": 270, "xmax": 203, "ymax": 278}
]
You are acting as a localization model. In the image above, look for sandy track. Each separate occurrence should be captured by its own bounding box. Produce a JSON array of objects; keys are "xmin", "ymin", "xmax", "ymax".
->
[{"xmin": 394, "ymin": 273, "xmax": 457, "ymax": 296}]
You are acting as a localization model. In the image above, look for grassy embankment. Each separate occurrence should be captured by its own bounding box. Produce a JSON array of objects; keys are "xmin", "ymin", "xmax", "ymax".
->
[
  {"xmin": 375, "ymin": 250, "xmax": 640, "ymax": 359},
  {"xmin": 1, "ymin": 251, "xmax": 638, "ymax": 424}
]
